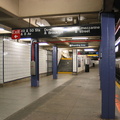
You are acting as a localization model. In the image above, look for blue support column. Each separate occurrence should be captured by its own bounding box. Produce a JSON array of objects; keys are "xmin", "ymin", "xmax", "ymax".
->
[
  {"xmin": 53, "ymin": 46, "xmax": 58, "ymax": 79},
  {"xmin": 101, "ymin": 13, "xmax": 115, "ymax": 119},
  {"xmin": 99, "ymin": 48, "xmax": 102, "ymax": 90},
  {"xmin": 31, "ymin": 42, "xmax": 39, "ymax": 87}
]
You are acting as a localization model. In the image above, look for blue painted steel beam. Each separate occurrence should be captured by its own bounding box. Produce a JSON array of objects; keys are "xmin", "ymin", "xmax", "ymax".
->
[
  {"xmin": 99, "ymin": 48, "xmax": 102, "ymax": 90},
  {"xmin": 53, "ymin": 46, "xmax": 58, "ymax": 79},
  {"xmin": 101, "ymin": 13, "xmax": 115, "ymax": 119},
  {"xmin": 31, "ymin": 42, "xmax": 39, "ymax": 87}
]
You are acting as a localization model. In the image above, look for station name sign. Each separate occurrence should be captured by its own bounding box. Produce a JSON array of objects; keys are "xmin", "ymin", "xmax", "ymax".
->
[
  {"xmin": 12, "ymin": 24, "xmax": 101, "ymax": 39},
  {"xmin": 70, "ymin": 43, "xmax": 88, "ymax": 47}
]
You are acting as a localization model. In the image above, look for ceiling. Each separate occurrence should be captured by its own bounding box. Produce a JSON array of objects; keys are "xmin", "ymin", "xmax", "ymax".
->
[{"xmin": 0, "ymin": 0, "xmax": 119, "ymax": 51}]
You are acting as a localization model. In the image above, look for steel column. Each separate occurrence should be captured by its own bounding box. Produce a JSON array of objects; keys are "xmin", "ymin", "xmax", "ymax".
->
[
  {"xmin": 101, "ymin": 13, "xmax": 115, "ymax": 119},
  {"xmin": 31, "ymin": 42, "xmax": 39, "ymax": 87},
  {"xmin": 73, "ymin": 49, "xmax": 77, "ymax": 74},
  {"xmin": 53, "ymin": 46, "xmax": 58, "ymax": 79}
]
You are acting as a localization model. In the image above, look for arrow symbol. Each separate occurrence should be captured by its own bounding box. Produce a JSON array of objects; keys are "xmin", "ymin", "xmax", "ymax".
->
[{"xmin": 14, "ymin": 35, "xmax": 18, "ymax": 38}]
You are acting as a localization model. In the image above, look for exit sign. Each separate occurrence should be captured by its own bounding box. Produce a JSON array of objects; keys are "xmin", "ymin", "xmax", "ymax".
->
[{"xmin": 12, "ymin": 29, "xmax": 21, "ymax": 39}]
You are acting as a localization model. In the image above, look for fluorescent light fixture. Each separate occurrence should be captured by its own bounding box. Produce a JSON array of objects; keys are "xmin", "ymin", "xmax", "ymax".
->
[
  {"xmin": 0, "ymin": 28, "xmax": 4, "ymax": 30},
  {"xmin": 77, "ymin": 49, "xmax": 82, "ymax": 51},
  {"xmin": 19, "ymin": 38, "xmax": 32, "ymax": 41},
  {"xmin": 36, "ymin": 22, "xmax": 45, "ymax": 27},
  {"xmin": 115, "ymin": 37, "xmax": 120, "ymax": 46},
  {"xmin": 115, "ymin": 46, "xmax": 119, "ymax": 52},
  {"xmin": 39, "ymin": 43, "xmax": 49, "ymax": 46},
  {"xmin": 84, "ymin": 49, "xmax": 95, "ymax": 51},
  {"xmin": 80, "ymin": 16, "xmax": 85, "ymax": 21},
  {"xmin": 72, "ymin": 37, "xmax": 88, "ymax": 40},
  {"xmin": 0, "ymin": 28, "xmax": 11, "ymax": 34}
]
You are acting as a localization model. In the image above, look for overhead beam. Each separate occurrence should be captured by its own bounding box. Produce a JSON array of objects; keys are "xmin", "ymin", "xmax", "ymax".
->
[
  {"xmin": 48, "ymin": 40, "xmax": 101, "ymax": 43},
  {"xmin": 103, "ymin": 0, "xmax": 114, "ymax": 12}
]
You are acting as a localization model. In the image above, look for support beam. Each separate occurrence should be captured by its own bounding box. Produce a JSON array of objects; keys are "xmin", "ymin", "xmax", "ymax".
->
[
  {"xmin": 73, "ymin": 49, "xmax": 77, "ymax": 74},
  {"xmin": 31, "ymin": 41, "xmax": 39, "ymax": 87},
  {"xmin": 103, "ymin": 0, "xmax": 114, "ymax": 12},
  {"xmin": 101, "ymin": 13, "xmax": 115, "ymax": 119},
  {"xmin": 53, "ymin": 46, "xmax": 58, "ymax": 79}
]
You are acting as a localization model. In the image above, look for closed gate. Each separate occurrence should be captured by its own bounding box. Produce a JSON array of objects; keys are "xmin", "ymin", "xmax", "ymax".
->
[{"xmin": 47, "ymin": 50, "xmax": 53, "ymax": 76}]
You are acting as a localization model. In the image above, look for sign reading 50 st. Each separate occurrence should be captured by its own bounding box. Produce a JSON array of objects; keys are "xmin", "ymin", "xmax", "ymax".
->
[{"xmin": 12, "ymin": 24, "xmax": 101, "ymax": 39}]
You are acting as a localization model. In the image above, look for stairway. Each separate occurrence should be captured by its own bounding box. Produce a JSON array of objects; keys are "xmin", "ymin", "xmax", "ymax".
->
[{"xmin": 58, "ymin": 58, "xmax": 73, "ymax": 73}]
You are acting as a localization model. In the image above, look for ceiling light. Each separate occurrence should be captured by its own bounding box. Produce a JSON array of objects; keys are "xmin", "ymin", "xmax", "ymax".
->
[
  {"xmin": 84, "ymin": 49, "xmax": 95, "ymax": 51},
  {"xmin": 80, "ymin": 16, "xmax": 85, "ymax": 21},
  {"xmin": 77, "ymin": 49, "xmax": 82, "ymax": 51},
  {"xmin": 0, "ymin": 28, "xmax": 4, "ymax": 30},
  {"xmin": 35, "ymin": 18, "xmax": 50, "ymax": 27},
  {"xmin": 115, "ymin": 46, "xmax": 119, "ymax": 52},
  {"xmin": 39, "ymin": 42, "xmax": 49, "ymax": 46},
  {"xmin": 67, "ymin": 17, "xmax": 73, "ymax": 22},
  {"xmin": 72, "ymin": 37, "xmax": 88, "ymax": 40},
  {"xmin": 0, "ymin": 28, "xmax": 11, "ymax": 34},
  {"xmin": 19, "ymin": 38, "xmax": 32, "ymax": 41}
]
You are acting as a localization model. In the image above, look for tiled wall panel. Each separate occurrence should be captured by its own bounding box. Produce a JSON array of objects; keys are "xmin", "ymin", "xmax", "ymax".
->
[
  {"xmin": 39, "ymin": 47, "xmax": 47, "ymax": 74},
  {"xmin": 4, "ymin": 41, "xmax": 30, "ymax": 82},
  {"xmin": 0, "ymin": 37, "xmax": 3, "ymax": 83},
  {"xmin": 3, "ymin": 41, "xmax": 47, "ymax": 82}
]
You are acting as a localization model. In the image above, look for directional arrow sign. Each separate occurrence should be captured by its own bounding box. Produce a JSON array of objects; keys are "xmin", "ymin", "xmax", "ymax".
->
[{"xmin": 12, "ymin": 30, "xmax": 21, "ymax": 39}]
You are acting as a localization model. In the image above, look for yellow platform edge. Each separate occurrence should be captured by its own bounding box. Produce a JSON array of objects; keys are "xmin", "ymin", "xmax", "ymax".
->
[
  {"xmin": 61, "ymin": 58, "xmax": 72, "ymax": 60},
  {"xmin": 116, "ymin": 81, "xmax": 120, "ymax": 89},
  {"xmin": 58, "ymin": 72, "xmax": 72, "ymax": 74}
]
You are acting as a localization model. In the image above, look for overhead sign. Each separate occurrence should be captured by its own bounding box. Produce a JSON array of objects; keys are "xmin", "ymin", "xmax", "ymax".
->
[
  {"xmin": 79, "ymin": 51, "xmax": 98, "ymax": 55},
  {"xmin": 70, "ymin": 43, "xmax": 88, "ymax": 47},
  {"xmin": 12, "ymin": 24, "xmax": 101, "ymax": 39},
  {"xmin": 12, "ymin": 30, "xmax": 21, "ymax": 39}
]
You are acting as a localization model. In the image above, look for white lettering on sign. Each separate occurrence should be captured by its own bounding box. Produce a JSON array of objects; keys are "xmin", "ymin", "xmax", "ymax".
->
[
  {"xmin": 30, "ymin": 29, "xmax": 34, "ymax": 32},
  {"xmin": 35, "ymin": 28, "xmax": 41, "ymax": 32},
  {"xmin": 44, "ymin": 28, "xmax": 63, "ymax": 35},
  {"xmin": 74, "ymin": 25, "xmax": 100, "ymax": 34},
  {"xmin": 20, "ymin": 28, "xmax": 41, "ymax": 37},
  {"xmin": 12, "ymin": 30, "xmax": 20, "ymax": 34}
]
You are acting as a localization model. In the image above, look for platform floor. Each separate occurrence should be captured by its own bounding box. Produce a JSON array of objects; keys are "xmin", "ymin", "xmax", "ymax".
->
[{"xmin": 0, "ymin": 66, "xmax": 118, "ymax": 120}]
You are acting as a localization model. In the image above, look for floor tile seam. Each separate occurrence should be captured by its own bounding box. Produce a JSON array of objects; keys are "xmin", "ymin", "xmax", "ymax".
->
[
  {"xmin": 64, "ymin": 94, "xmax": 81, "ymax": 120},
  {"xmin": 4, "ymin": 76, "xmax": 77, "ymax": 120}
]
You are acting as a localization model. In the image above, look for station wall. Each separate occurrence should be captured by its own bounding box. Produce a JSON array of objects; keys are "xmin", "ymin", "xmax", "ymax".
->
[
  {"xmin": 39, "ymin": 47, "xmax": 47, "ymax": 74},
  {"xmin": 0, "ymin": 38, "xmax": 47, "ymax": 83},
  {"xmin": 0, "ymin": 37, "xmax": 3, "ymax": 83},
  {"xmin": 4, "ymin": 40, "xmax": 30, "ymax": 82}
]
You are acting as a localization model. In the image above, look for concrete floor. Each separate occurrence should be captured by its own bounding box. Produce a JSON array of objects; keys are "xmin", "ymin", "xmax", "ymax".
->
[
  {"xmin": 0, "ymin": 74, "xmax": 74, "ymax": 120},
  {"xmin": 0, "ymin": 66, "xmax": 119, "ymax": 120}
]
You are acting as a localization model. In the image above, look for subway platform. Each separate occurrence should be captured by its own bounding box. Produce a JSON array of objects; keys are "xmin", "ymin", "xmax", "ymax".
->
[{"xmin": 0, "ymin": 66, "xmax": 114, "ymax": 120}]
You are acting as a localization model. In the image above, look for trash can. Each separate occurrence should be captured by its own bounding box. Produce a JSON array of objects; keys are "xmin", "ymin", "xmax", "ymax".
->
[
  {"xmin": 85, "ymin": 64, "xmax": 89, "ymax": 72},
  {"xmin": 93, "ymin": 63, "xmax": 95, "ymax": 67}
]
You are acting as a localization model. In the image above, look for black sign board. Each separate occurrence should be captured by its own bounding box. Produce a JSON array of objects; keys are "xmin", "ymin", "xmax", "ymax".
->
[
  {"xmin": 12, "ymin": 24, "xmax": 101, "ymax": 39},
  {"xmin": 79, "ymin": 51, "xmax": 99, "ymax": 55},
  {"xmin": 70, "ymin": 43, "xmax": 88, "ymax": 47}
]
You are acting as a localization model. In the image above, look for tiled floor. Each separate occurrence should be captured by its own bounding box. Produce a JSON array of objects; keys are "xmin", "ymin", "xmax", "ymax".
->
[
  {"xmin": 0, "ymin": 74, "xmax": 74, "ymax": 120},
  {"xmin": 0, "ymin": 66, "xmax": 119, "ymax": 120}
]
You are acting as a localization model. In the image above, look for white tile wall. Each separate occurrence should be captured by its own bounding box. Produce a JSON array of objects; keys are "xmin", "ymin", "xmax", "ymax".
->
[
  {"xmin": 39, "ymin": 47, "xmax": 47, "ymax": 74},
  {"xmin": 1, "ymin": 40, "xmax": 47, "ymax": 83},
  {"xmin": 73, "ymin": 49, "xmax": 77, "ymax": 72},
  {"xmin": 0, "ymin": 37, "xmax": 3, "ymax": 83},
  {"xmin": 4, "ymin": 41, "xmax": 30, "ymax": 82}
]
